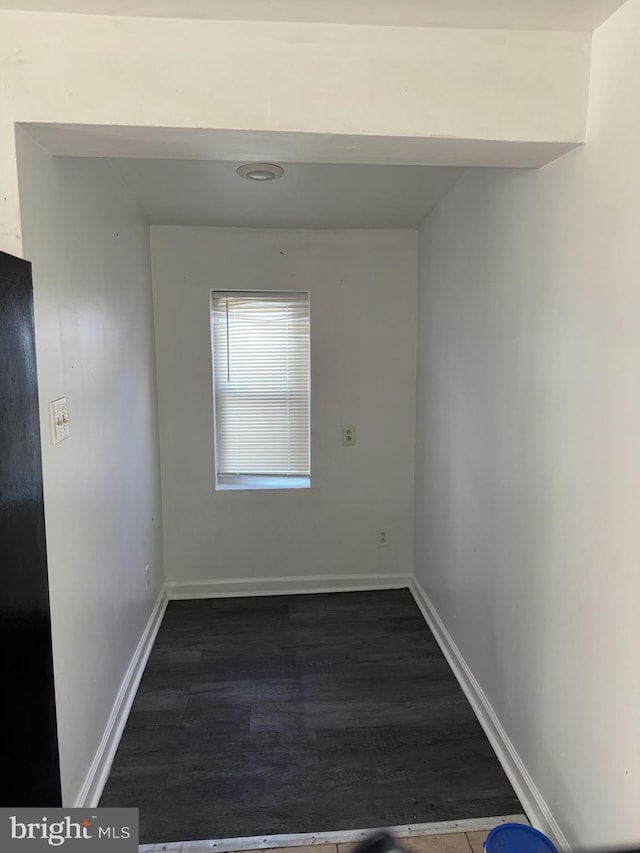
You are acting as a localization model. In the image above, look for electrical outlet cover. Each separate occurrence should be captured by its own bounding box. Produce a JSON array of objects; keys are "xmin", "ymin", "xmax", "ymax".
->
[
  {"xmin": 342, "ymin": 425, "xmax": 356, "ymax": 445},
  {"xmin": 376, "ymin": 528, "xmax": 390, "ymax": 547}
]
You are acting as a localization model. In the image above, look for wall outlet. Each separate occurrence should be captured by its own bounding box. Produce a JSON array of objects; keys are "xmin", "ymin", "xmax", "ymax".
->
[
  {"xmin": 376, "ymin": 528, "xmax": 390, "ymax": 547},
  {"xmin": 145, "ymin": 564, "xmax": 151, "ymax": 588},
  {"xmin": 342, "ymin": 425, "xmax": 356, "ymax": 445}
]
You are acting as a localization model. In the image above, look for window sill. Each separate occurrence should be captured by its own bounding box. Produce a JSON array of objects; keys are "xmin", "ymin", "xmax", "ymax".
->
[{"xmin": 216, "ymin": 476, "xmax": 310, "ymax": 491}]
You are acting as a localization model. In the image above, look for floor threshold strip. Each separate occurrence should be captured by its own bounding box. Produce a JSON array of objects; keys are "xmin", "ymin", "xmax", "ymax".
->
[{"xmin": 139, "ymin": 813, "xmax": 529, "ymax": 853}]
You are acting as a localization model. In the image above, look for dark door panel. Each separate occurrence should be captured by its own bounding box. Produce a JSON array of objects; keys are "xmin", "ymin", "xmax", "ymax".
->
[{"xmin": 0, "ymin": 249, "xmax": 62, "ymax": 806}]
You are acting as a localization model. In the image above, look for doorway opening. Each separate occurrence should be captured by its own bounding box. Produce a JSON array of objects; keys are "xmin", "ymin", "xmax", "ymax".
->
[{"xmin": 15, "ymin": 121, "xmax": 526, "ymax": 848}]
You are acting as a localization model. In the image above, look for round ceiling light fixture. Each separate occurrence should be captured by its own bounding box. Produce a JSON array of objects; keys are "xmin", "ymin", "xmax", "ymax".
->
[{"xmin": 237, "ymin": 162, "xmax": 285, "ymax": 181}]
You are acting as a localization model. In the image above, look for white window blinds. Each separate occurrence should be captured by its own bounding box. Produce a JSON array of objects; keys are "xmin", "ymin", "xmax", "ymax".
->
[{"xmin": 210, "ymin": 291, "xmax": 310, "ymax": 487}]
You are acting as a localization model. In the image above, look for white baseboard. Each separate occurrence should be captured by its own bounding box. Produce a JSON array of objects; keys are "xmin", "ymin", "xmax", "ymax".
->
[
  {"xmin": 409, "ymin": 579, "xmax": 570, "ymax": 853},
  {"xmin": 166, "ymin": 573, "xmax": 412, "ymax": 599},
  {"xmin": 74, "ymin": 585, "xmax": 168, "ymax": 808}
]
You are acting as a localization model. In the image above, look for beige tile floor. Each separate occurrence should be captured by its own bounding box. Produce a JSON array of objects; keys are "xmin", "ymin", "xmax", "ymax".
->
[{"xmin": 237, "ymin": 832, "xmax": 489, "ymax": 853}]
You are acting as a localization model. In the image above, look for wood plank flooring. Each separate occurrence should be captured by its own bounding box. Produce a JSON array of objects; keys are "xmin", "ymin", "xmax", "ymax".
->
[{"xmin": 100, "ymin": 589, "xmax": 521, "ymax": 844}]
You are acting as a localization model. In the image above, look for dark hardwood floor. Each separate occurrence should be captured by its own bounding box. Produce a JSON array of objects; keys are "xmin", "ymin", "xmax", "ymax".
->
[{"xmin": 100, "ymin": 589, "xmax": 521, "ymax": 843}]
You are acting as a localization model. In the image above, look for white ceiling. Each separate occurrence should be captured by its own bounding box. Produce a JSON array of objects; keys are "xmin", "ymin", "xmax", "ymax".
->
[
  {"xmin": 108, "ymin": 159, "xmax": 463, "ymax": 229},
  {"xmin": 0, "ymin": 0, "xmax": 627, "ymax": 30}
]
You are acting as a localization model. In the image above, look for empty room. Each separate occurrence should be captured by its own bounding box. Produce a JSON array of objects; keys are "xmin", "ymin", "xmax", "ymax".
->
[{"xmin": 1, "ymin": 2, "xmax": 638, "ymax": 853}]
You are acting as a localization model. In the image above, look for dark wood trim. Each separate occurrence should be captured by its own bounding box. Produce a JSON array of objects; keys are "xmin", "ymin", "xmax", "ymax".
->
[{"xmin": 0, "ymin": 250, "xmax": 62, "ymax": 807}]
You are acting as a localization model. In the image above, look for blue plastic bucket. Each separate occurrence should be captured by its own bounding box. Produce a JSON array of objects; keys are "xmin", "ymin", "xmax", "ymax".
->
[{"xmin": 484, "ymin": 823, "xmax": 557, "ymax": 853}]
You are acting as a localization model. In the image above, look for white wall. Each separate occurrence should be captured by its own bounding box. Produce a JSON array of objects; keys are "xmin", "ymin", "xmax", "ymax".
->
[
  {"xmin": 414, "ymin": 1, "xmax": 640, "ymax": 849},
  {"xmin": 16, "ymin": 131, "xmax": 164, "ymax": 806},
  {"xmin": 0, "ymin": 9, "xmax": 591, "ymax": 256},
  {"xmin": 151, "ymin": 227, "xmax": 416, "ymax": 591}
]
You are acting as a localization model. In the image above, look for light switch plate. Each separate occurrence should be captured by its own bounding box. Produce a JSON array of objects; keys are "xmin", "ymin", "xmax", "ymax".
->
[{"xmin": 50, "ymin": 397, "xmax": 70, "ymax": 444}]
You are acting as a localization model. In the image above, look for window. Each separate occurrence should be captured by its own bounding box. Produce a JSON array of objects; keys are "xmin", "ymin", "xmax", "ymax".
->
[{"xmin": 210, "ymin": 291, "xmax": 310, "ymax": 490}]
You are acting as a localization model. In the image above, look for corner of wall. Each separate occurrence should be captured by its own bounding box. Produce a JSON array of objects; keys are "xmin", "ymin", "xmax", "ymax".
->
[
  {"xmin": 74, "ymin": 585, "xmax": 168, "ymax": 807},
  {"xmin": 409, "ymin": 578, "xmax": 570, "ymax": 852}
]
